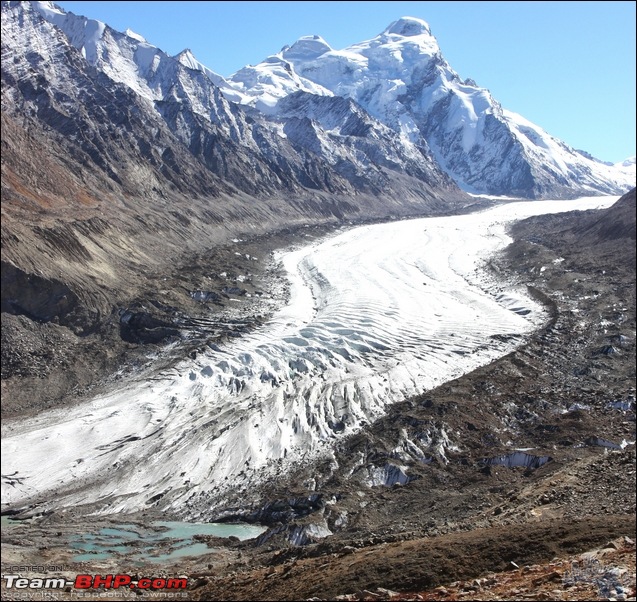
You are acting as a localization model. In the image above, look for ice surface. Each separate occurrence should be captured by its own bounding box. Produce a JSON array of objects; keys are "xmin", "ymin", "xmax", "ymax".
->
[{"xmin": 0, "ymin": 197, "xmax": 618, "ymax": 515}]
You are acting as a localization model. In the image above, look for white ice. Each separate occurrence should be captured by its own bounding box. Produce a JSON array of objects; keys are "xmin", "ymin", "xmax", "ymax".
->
[{"xmin": 0, "ymin": 197, "xmax": 618, "ymax": 516}]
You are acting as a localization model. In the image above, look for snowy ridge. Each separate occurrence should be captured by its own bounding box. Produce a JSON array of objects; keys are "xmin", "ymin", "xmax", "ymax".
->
[
  {"xmin": 503, "ymin": 110, "xmax": 635, "ymax": 197},
  {"xmin": 0, "ymin": 197, "xmax": 617, "ymax": 517},
  {"xmin": 229, "ymin": 42, "xmax": 334, "ymax": 114},
  {"xmin": 30, "ymin": 0, "xmax": 231, "ymax": 122}
]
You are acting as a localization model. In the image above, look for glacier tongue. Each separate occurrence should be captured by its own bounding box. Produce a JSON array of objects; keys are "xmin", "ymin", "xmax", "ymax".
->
[{"xmin": 0, "ymin": 196, "xmax": 618, "ymax": 517}]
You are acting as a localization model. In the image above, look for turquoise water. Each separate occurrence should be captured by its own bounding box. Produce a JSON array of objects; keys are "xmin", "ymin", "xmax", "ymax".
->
[
  {"xmin": 147, "ymin": 542, "xmax": 213, "ymax": 563},
  {"xmin": 73, "ymin": 551, "xmax": 117, "ymax": 563},
  {"xmin": 156, "ymin": 521, "xmax": 265, "ymax": 540},
  {"xmin": 1, "ymin": 516, "xmax": 18, "ymax": 527},
  {"xmin": 70, "ymin": 521, "xmax": 266, "ymax": 563}
]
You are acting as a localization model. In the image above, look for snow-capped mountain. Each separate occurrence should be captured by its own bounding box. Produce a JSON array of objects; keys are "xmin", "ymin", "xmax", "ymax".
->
[
  {"xmin": 616, "ymin": 156, "xmax": 636, "ymax": 180},
  {"xmin": 3, "ymin": 1, "xmax": 460, "ymax": 206},
  {"xmin": 2, "ymin": 0, "xmax": 632, "ymax": 215},
  {"xmin": 617, "ymin": 156, "xmax": 636, "ymax": 168},
  {"xmin": 224, "ymin": 17, "xmax": 634, "ymax": 199}
]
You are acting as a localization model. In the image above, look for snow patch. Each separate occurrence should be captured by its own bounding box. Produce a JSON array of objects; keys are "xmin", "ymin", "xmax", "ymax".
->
[{"xmin": 124, "ymin": 28, "xmax": 145, "ymax": 43}]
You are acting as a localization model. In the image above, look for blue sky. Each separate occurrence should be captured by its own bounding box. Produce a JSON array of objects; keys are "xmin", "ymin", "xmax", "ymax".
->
[{"xmin": 56, "ymin": 1, "xmax": 636, "ymax": 164}]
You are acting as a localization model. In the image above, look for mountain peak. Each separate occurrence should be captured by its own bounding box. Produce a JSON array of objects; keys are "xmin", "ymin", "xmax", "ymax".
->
[
  {"xmin": 175, "ymin": 48, "xmax": 195, "ymax": 59},
  {"xmin": 282, "ymin": 35, "xmax": 332, "ymax": 61},
  {"xmin": 175, "ymin": 48, "xmax": 199, "ymax": 69},
  {"xmin": 173, "ymin": 48, "xmax": 228, "ymax": 88},
  {"xmin": 383, "ymin": 16, "xmax": 431, "ymax": 37}
]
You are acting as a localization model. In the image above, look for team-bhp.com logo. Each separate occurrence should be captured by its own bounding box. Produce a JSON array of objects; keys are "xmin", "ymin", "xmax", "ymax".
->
[{"xmin": 3, "ymin": 574, "xmax": 188, "ymax": 590}]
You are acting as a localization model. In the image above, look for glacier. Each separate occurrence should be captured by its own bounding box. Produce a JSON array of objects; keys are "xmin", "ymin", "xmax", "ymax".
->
[{"xmin": 0, "ymin": 196, "xmax": 618, "ymax": 518}]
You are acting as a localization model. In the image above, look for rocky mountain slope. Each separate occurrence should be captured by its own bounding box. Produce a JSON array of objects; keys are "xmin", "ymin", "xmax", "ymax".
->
[{"xmin": 224, "ymin": 17, "xmax": 634, "ymax": 199}]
